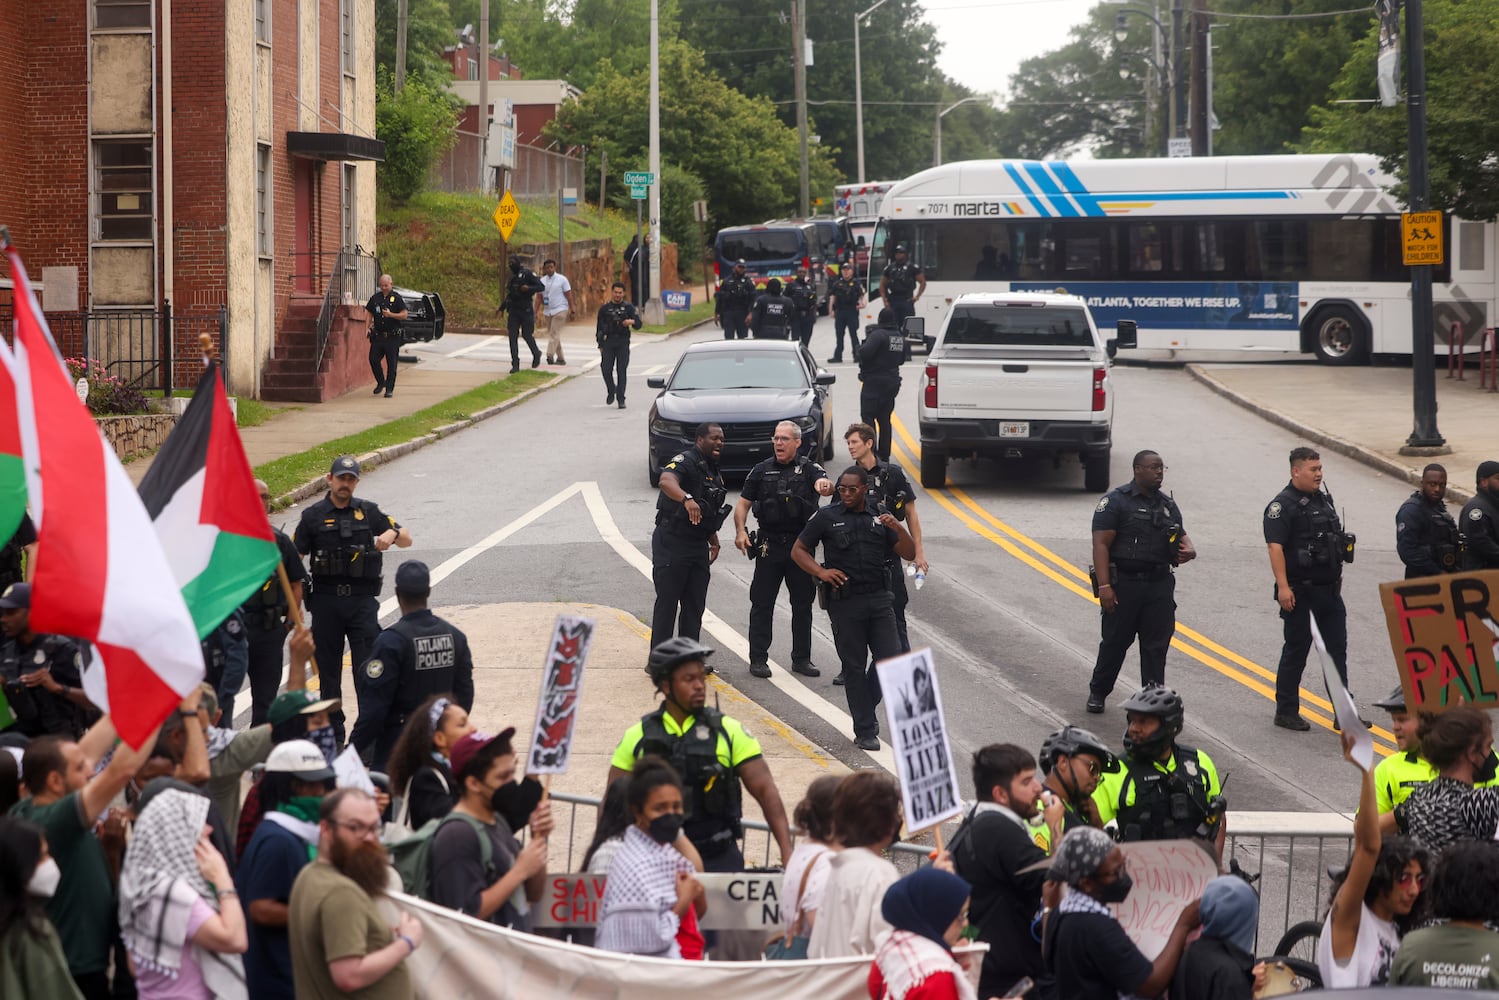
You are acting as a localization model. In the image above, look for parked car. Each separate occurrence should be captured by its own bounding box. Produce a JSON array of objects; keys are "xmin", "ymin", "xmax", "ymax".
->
[
  {"xmin": 646, "ymin": 340, "xmax": 836, "ymax": 485},
  {"xmin": 392, "ymin": 286, "xmax": 446, "ymax": 342}
]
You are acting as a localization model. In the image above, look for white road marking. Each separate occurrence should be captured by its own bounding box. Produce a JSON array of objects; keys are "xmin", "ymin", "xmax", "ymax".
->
[{"xmin": 445, "ymin": 335, "xmax": 504, "ymax": 358}]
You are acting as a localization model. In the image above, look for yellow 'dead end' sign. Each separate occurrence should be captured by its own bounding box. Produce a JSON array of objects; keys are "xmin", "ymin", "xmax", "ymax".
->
[
  {"xmin": 493, "ymin": 190, "xmax": 521, "ymax": 241},
  {"xmin": 1401, "ymin": 210, "xmax": 1443, "ymax": 266}
]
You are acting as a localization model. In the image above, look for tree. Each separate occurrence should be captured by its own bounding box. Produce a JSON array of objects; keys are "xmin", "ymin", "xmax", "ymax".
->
[
  {"xmin": 487, "ymin": 0, "xmax": 683, "ymax": 91},
  {"xmin": 376, "ymin": 72, "xmax": 461, "ymax": 204},
  {"xmin": 375, "ymin": 0, "xmax": 458, "ymax": 87}
]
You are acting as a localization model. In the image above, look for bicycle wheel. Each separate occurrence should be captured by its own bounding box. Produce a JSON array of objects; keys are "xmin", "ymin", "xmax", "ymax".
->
[{"xmin": 1271, "ymin": 920, "xmax": 1323, "ymax": 964}]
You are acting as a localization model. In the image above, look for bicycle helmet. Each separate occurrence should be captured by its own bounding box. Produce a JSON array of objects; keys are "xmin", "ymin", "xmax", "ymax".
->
[
  {"xmin": 1119, "ymin": 685, "xmax": 1185, "ymax": 755},
  {"xmin": 1372, "ymin": 685, "xmax": 1407, "ymax": 712},
  {"xmin": 1039, "ymin": 725, "xmax": 1115, "ymax": 775},
  {"xmin": 645, "ymin": 636, "xmax": 715, "ymax": 685}
]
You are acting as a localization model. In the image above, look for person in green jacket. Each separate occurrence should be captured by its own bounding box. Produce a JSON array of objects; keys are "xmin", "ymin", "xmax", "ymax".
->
[{"xmin": 0, "ymin": 816, "xmax": 82, "ymax": 1000}]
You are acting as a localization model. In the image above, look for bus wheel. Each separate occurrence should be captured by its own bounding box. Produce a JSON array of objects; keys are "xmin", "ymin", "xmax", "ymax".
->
[{"xmin": 1310, "ymin": 307, "xmax": 1369, "ymax": 365}]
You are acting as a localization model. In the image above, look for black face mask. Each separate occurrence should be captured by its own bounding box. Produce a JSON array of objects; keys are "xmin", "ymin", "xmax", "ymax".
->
[
  {"xmin": 1097, "ymin": 873, "xmax": 1134, "ymax": 904},
  {"xmin": 1476, "ymin": 750, "xmax": 1499, "ymax": 785},
  {"xmin": 491, "ymin": 776, "xmax": 544, "ymax": 832},
  {"xmin": 647, "ymin": 813, "xmax": 686, "ymax": 845},
  {"xmin": 509, "ymin": 261, "xmax": 521, "ymax": 274}
]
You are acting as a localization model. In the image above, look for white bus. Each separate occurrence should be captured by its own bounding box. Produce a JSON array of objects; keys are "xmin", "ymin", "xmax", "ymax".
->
[{"xmin": 867, "ymin": 155, "xmax": 1494, "ymax": 363}]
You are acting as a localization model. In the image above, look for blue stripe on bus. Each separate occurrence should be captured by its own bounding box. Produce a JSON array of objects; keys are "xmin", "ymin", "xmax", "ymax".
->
[
  {"xmin": 1047, "ymin": 162, "xmax": 1107, "ymax": 216},
  {"xmin": 1003, "ymin": 163, "xmax": 1053, "ymax": 217},
  {"xmin": 1022, "ymin": 163, "xmax": 1082, "ymax": 217}
]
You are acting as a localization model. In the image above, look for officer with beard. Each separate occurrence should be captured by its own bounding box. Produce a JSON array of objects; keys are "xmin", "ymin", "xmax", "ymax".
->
[
  {"xmin": 651, "ymin": 424, "xmax": 729, "ymax": 649},
  {"xmin": 1459, "ymin": 460, "xmax": 1499, "ymax": 569},
  {"xmin": 1396, "ymin": 463, "xmax": 1462, "ymax": 577},
  {"xmin": 499, "ymin": 255, "xmax": 545, "ymax": 373}
]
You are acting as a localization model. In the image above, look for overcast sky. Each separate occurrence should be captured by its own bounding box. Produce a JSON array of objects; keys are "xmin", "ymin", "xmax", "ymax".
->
[{"xmin": 926, "ymin": 0, "xmax": 1101, "ymax": 99}]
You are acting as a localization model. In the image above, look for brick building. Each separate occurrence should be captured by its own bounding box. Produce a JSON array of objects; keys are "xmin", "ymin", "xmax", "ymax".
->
[{"xmin": 0, "ymin": 0, "xmax": 381, "ymax": 399}]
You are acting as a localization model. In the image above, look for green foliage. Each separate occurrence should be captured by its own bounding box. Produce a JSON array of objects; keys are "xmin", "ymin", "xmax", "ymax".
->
[
  {"xmin": 375, "ymin": 72, "xmax": 461, "ymax": 206},
  {"xmin": 65, "ymin": 358, "xmax": 149, "ymax": 416},
  {"xmin": 375, "ymin": 0, "xmax": 459, "ymax": 87},
  {"xmin": 654, "ymin": 163, "xmax": 708, "ymax": 248},
  {"xmin": 491, "ymin": 0, "xmax": 682, "ymax": 92}
]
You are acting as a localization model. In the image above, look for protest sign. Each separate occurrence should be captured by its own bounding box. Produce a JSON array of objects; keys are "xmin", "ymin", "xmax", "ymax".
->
[
  {"xmin": 1311, "ymin": 617, "xmax": 1373, "ymax": 771},
  {"xmin": 526, "ymin": 615, "xmax": 595, "ymax": 775},
  {"xmin": 333, "ymin": 745, "xmax": 376, "ymax": 794},
  {"xmin": 535, "ymin": 872, "xmax": 785, "ymax": 931},
  {"xmin": 1115, "ymin": 840, "xmax": 1220, "ymax": 959},
  {"xmin": 875, "ymin": 647, "xmax": 963, "ymax": 830},
  {"xmin": 1380, "ymin": 571, "xmax": 1499, "ymax": 712}
]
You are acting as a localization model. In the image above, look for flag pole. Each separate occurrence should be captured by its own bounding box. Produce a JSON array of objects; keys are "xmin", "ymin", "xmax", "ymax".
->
[{"xmin": 276, "ymin": 563, "xmax": 305, "ymax": 631}]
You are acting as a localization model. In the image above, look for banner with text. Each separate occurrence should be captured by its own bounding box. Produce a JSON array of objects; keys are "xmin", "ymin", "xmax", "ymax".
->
[
  {"xmin": 1011, "ymin": 280, "xmax": 1299, "ymax": 331},
  {"xmin": 1380, "ymin": 571, "xmax": 1499, "ymax": 712},
  {"xmin": 1116, "ymin": 840, "xmax": 1221, "ymax": 959},
  {"xmin": 526, "ymin": 615, "xmax": 596, "ymax": 775},
  {"xmin": 876, "ymin": 648, "xmax": 963, "ymax": 831},
  {"xmin": 535, "ymin": 872, "xmax": 784, "ymax": 931}
]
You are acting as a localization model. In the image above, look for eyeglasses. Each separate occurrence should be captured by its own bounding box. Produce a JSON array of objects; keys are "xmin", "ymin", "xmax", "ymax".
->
[
  {"xmin": 835, "ymin": 485, "xmax": 862, "ymax": 494},
  {"xmin": 334, "ymin": 820, "xmax": 381, "ymax": 838},
  {"xmin": 1396, "ymin": 871, "xmax": 1426, "ymax": 888},
  {"xmin": 1073, "ymin": 759, "xmax": 1102, "ymax": 776},
  {"xmin": 771, "ymin": 436, "xmax": 798, "ymax": 443}
]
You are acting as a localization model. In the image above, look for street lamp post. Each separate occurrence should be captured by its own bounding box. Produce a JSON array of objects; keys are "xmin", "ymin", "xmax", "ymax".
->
[
  {"xmin": 1112, "ymin": 3, "xmax": 1173, "ymax": 153},
  {"xmin": 1402, "ymin": 0, "xmax": 1445, "ymax": 450},
  {"xmin": 854, "ymin": 0, "xmax": 892, "ymax": 183},
  {"xmin": 934, "ymin": 96, "xmax": 990, "ymax": 166}
]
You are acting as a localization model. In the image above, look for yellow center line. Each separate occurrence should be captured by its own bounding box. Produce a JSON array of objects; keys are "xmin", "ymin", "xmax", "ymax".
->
[{"xmin": 886, "ymin": 416, "xmax": 1395, "ymax": 755}]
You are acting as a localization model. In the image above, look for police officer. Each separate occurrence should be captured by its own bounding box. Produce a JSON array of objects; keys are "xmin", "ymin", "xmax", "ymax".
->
[
  {"xmin": 351, "ymin": 561, "xmax": 474, "ymax": 769},
  {"xmin": 0, "ymin": 512, "xmax": 37, "ymax": 591},
  {"xmin": 1396, "ymin": 463, "xmax": 1462, "ymax": 578},
  {"xmin": 1371, "ymin": 686, "xmax": 1436, "ymax": 815},
  {"xmin": 827, "ymin": 261, "xmax": 865, "ymax": 362},
  {"xmin": 878, "ymin": 242, "xmax": 926, "ymax": 327},
  {"xmin": 1264, "ymin": 446, "xmax": 1355, "ymax": 732},
  {"xmin": 365, "ymin": 273, "xmax": 408, "ymax": 398},
  {"xmin": 749, "ymin": 278, "xmax": 795, "ymax": 339},
  {"xmin": 244, "ymin": 479, "xmax": 308, "ymax": 727},
  {"xmin": 1038, "ymin": 725, "xmax": 1114, "ymax": 846},
  {"xmin": 651, "ymin": 424, "xmax": 729, "ymax": 650},
  {"xmin": 733, "ymin": 420, "xmax": 834, "ymax": 679},
  {"xmin": 1458, "ymin": 460, "xmax": 1499, "ymax": 569},
  {"xmin": 856, "ymin": 309, "xmax": 907, "ymax": 461},
  {"xmin": 500, "ymin": 254, "xmax": 545, "ymax": 373},
  {"xmin": 201, "ymin": 609, "xmax": 248, "ymax": 723},
  {"xmin": 596, "ymin": 280, "xmax": 643, "ymax": 408},
  {"xmin": 714, "ymin": 258, "xmax": 756, "ymax": 341},
  {"xmin": 786, "ymin": 267, "xmax": 818, "ymax": 348},
  {"xmin": 294, "ymin": 454, "xmax": 412, "ymax": 743},
  {"xmin": 846, "ymin": 422, "xmax": 927, "ymax": 667},
  {"xmin": 793, "ymin": 465, "xmax": 916, "ymax": 751},
  {"xmin": 1092, "ymin": 686, "xmax": 1225, "ymax": 854},
  {"xmin": 0, "ymin": 583, "xmax": 93, "ymax": 738},
  {"xmin": 1086, "ymin": 450, "xmax": 1195, "ymax": 714},
  {"xmin": 607, "ymin": 637, "xmax": 793, "ymax": 871}
]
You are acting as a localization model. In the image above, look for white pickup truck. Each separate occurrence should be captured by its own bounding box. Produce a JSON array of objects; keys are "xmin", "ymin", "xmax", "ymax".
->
[{"xmin": 914, "ymin": 291, "xmax": 1137, "ymax": 491}]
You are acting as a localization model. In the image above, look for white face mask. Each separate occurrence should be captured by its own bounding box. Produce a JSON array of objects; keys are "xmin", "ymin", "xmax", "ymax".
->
[{"xmin": 29, "ymin": 857, "xmax": 61, "ymax": 898}]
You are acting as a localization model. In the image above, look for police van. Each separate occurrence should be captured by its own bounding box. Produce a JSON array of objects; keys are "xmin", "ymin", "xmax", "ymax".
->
[{"xmin": 714, "ymin": 222, "xmax": 828, "ymax": 310}]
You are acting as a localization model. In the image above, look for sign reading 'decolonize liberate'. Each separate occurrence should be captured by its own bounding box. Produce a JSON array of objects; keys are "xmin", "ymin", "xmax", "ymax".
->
[
  {"xmin": 876, "ymin": 648, "xmax": 963, "ymax": 830},
  {"xmin": 526, "ymin": 615, "xmax": 596, "ymax": 775},
  {"xmin": 1011, "ymin": 281, "xmax": 1299, "ymax": 331},
  {"xmin": 1381, "ymin": 571, "xmax": 1499, "ymax": 712}
]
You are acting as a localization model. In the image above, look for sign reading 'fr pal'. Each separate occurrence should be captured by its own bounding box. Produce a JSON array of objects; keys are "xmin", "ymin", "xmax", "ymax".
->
[
  {"xmin": 526, "ymin": 615, "xmax": 596, "ymax": 775},
  {"xmin": 1380, "ymin": 571, "xmax": 1499, "ymax": 712}
]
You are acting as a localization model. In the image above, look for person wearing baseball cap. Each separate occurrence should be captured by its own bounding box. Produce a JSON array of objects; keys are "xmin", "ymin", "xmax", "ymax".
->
[
  {"xmin": 293, "ymin": 454, "xmax": 412, "ymax": 744},
  {"xmin": 1371, "ymin": 685, "xmax": 1437, "ymax": 815},
  {"xmin": 0, "ymin": 581, "xmax": 93, "ymax": 738},
  {"xmin": 350, "ymin": 560, "xmax": 474, "ymax": 771},
  {"xmin": 1458, "ymin": 460, "xmax": 1499, "ymax": 570},
  {"xmin": 714, "ymin": 257, "xmax": 756, "ymax": 341}
]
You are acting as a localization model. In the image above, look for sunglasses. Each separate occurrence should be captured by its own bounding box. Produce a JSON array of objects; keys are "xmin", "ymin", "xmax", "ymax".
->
[
  {"xmin": 1396, "ymin": 871, "xmax": 1426, "ymax": 888},
  {"xmin": 835, "ymin": 485, "xmax": 863, "ymax": 494}
]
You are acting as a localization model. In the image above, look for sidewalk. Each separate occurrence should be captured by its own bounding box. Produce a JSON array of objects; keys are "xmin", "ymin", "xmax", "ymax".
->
[{"xmin": 1189, "ymin": 362, "xmax": 1499, "ymax": 502}]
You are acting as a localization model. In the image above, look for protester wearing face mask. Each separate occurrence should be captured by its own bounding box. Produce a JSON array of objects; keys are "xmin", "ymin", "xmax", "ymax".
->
[
  {"xmin": 386, "ymin": 694, "xmax": 476, "ymax": 830},
  {"xmin": 0, "ymin": 816, "xmax": 80, "ymax": 1000},
  {"xmin": 1390, "ymin": 706, "xmax": 1499, "ymax": 857},
  {"xmin": 596, "ymin": 757, "xmax": 706, "ymax": 958},
  {"xmin": 234, "ymin": 689, "xmax": 340, "ymax": 857},
  {"xmin": 1042, "ymin": 826, "xmax": 1200, "ymax": 1000},
  {"xmin": 426, "ymin": 729, "xmax": 554, "ymax": 931},
  {"xmin": 869, "ymin": 868, "xmax": 975, "ymax": 1000}
]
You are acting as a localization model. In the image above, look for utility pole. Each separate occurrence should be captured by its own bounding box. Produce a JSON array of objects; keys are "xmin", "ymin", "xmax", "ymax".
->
[
  {"xmin": 598, "ymin": 149, "xmax": 607, "ymax": 209},
  {"xmin": 478, "ymin": 0, "xmax": 490, "ymax": 190},
  {"xmin": 646, "ymin": 0, "xmax": 664, "ymax": 323},
  {"xmin": 792, "ymin": 0, "xmax": 810, "ymax": 216},
  {"xmin": 395, "ymin": 0, "xmax": 408, "ymax": 91},
  {"xmin": 1188, "ymin": 0, "xmax": 1208, "ymax": 155},
  {"xmin": 1402, "ymin": 0, "xmax": 1446, "ymax": 451},
  {"xmin": 1171, "ymin": 0, "xmax": 1186, "ymax": 141}
]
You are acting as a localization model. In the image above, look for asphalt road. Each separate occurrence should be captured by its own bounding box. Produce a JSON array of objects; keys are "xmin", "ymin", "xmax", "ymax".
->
[{"xmin": 360, "ymin": 315, "xmax": 1419, "ymax": 821}]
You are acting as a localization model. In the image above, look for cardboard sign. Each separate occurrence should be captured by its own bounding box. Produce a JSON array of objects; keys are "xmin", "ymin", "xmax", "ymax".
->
[
  {"xmin": 533, "ymin": 872, "xmax": 784, "ymax": 931},
  {"xmin": 875, "ymin": 648, "xmax": 963, "ymax": 830},
  {"xmin": 1380, "ymin": 571, "xmax": 1499, "ymax": 712},
  {"xmin": 1116, "ymin": 840, "xmax": 1221, "ymax": 959},
  {"xmin": 525, "ymin": 615, "xmax": 595, "ymax": 775}
]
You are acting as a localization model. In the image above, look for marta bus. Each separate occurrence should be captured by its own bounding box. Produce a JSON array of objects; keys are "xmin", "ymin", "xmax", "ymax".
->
[{"xmin": 866, "ymin": 154, "xmax": 1494, "ymax": 364}]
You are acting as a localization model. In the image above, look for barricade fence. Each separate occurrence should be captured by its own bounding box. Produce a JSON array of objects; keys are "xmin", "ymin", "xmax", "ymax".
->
[{"xmin": 431, "ymin": 134, "xmax": 585, "ymax": 198}]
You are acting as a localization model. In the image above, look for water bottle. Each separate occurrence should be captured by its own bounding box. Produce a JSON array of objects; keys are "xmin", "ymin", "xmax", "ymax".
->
[{"xmin": 913, "ymin": 567, "xmax": 926, "ymax": 591}]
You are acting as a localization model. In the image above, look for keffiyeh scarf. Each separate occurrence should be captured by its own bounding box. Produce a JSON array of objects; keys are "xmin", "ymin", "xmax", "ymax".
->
[
  {"xmin": 597, "ymin": 825, "xmax": 694, "ymax": 957},
  {"xmin": 872, "ymin": 929, "xmax": 978, "ymax": 1000}
]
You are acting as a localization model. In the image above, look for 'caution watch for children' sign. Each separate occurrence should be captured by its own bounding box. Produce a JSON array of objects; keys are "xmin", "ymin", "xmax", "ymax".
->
[{"xmin": 1401, "ymin": 211, "xmax": 1444, "ymax": 266}]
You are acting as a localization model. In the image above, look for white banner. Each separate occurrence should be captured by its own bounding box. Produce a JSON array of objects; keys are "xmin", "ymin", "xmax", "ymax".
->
[
  {"xmin": 1115, "ymin": 840, "xmax": 1221, "ymax": 959},
  {"xmin": 526, "ymin": 615, "xmax": 596, "ymax": 775},
  {"xmin": 875, "ymin": 648, "xmax": 963, "ymax": 831},
  {"xmin": 533, "ymin": 872, "xmax": 785, "ymax": 931}
]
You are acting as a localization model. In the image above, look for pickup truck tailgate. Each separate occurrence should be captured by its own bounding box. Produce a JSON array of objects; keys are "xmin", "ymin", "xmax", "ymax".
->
[{"xmin": 935, "ymin": 357, "xmax": 1096, "ymax": 419}]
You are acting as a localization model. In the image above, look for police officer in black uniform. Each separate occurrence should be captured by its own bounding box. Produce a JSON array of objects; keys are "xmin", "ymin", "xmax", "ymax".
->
[
  {"xmin": 365, "ymin": 273, "xmax": 408, "ymax": 398},
  {"xmin": 1086, "ymin": 450, "xmax": 1195, "ymax": 714},
  {"xmin": 500, "ymin": 254, "xmax": 546, "ymax": 373},
  {"xmin": 749, "ymin": 278, "xmax": 795, "ymax": 340},
  {"xmin": 793, "ymin": 465, "xmax": 916, "ymax": 751},
  {"xmin": 733, "ymin": 420, "xmax": 834, "ymax": 679},
  {"xmin": 651, "ymin": 424, "xmax": 729, "ymax": 650},
  {"xmin": 847, "ymin": 422, "xmax": 927, "ymax": 667},
  {"xmin": 878, "ymin": 242, "xmax": 926, "ymax": 327},
  {"xmin": 857, "ymin": 308, "xmax": 907, "ymax": 461},
  {"xmin": 0, "ymin": 513, "xmax": 37, "ymax": 591},
  {"xmin": 294, "ymin": 454, "xmax": 412, "ymax": 743},
  {"xmin": 0, "ymin": 583, "xmax": 93, "ymax": 738},
  {"xmin": 596, "ymin": 280, "xmax": 643, "ymax": 408},
  {"xmin": 827, "ymin": 262, "xmax": 865, "ymax": 362},
  {"xmin": 1396, "ymin": 463, "xmax": 1462, "ymax": 578},
  {"xmin": 1459, "ymin": 460, "xmax": 1499, "ymax": 570},
  {"xmin": 351, "ymin": 561, "xmax": 475, "ymax": 769},
  {"xmin": 1264, "ymin": 446, "xmax": 1355, "ymax": 732},
  {"xmin": 714, "ymin": 259, "xmax": 756, "ymax": 341},
  {"xmin": 787, "ymin": 268, "xmax": 818, "ymax": 348},
  {"xmin": 244, "ymin": 479, "xmax": 308, "ymax": 727}
]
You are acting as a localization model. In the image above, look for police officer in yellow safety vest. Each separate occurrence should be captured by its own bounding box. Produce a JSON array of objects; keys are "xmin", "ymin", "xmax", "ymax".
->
[
  {"xmin": 607, "ymin": 637, "xmax": 793, "ymax": 872},
  {"xmin": 1372, "ymin": 685, "xmax": 1438, "ymax": 814},
  {"xmin": 1092, "ymin": 686, "xmax": 1226, "ymax": 858}
]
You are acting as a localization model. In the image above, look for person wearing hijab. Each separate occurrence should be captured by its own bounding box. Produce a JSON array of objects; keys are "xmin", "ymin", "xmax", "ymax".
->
[
  {"xmin": 1174, "ymin": 876, "xmax": 1264, "ymax": 1000},
  {"xmin": 1043, "ymin": 826, "xmax": 1199, "ymax": 1000},
  {"xmin": 0, "ymin": 816, "xmax": 81, "ymax": 1000},
  {"xmin": 869, "ymin": 868, "xmax": 976, "ymax": 1000},
  {"xmin": 118, "ymin": 788, "xmax": 248, "ymax": 1000}
]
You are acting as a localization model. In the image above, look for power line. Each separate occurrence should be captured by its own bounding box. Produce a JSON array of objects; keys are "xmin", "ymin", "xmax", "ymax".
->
[{"xmin": 1204, "ymin": 3, "xmax": 1371, "ymax": 18}]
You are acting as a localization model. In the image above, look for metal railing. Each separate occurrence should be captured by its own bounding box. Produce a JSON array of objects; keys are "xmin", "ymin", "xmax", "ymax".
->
[
  {"xmin": 288, "ymin": 249, "xmax": 380, "ymax": 372},
  {"xmin": 431, "ymin": 135, "xmax": 585, "ymax": 197}
]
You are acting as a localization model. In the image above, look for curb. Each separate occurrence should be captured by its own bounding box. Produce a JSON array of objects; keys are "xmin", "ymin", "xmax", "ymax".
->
[
  {"xmin": 272, "ymin": 316, "xmax": 716, "ymax": 509},
  {"xmin": 1185, "ymin": 363, "xmax": 1475, "ymax": 504}
]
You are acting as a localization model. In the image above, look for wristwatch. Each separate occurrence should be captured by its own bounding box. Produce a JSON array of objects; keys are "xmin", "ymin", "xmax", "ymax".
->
[{"xmin": 682, "ymin": 494, "xmax": 694, "ymax": 505}]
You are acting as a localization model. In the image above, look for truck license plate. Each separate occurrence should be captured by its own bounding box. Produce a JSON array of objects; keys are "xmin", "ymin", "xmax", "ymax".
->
[{"xmin": 999, "ymin": 421, "xmax": 1029, "ymax": 438}]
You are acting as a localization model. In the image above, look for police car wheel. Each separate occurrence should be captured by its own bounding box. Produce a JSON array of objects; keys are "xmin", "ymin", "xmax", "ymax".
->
[
  {"xmin": 647, "ymin": 450, "xmax": 662, "ymax": 488},
  {"xmin": 920, "ymin": 447, "xmax": 947, "ymax": 489},
  {"xmin": 821, "ymin": 426, "xmax": 834, "ymax": 461}
]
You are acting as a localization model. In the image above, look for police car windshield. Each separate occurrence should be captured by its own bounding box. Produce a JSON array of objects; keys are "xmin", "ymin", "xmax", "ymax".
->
[
  {"xmin": 945, "ymin": 304, "xmax": 1093, "ymax": 348},
  {"xmin": 670, "ymin": 353, "xmax": 809, "ymax": 391}
]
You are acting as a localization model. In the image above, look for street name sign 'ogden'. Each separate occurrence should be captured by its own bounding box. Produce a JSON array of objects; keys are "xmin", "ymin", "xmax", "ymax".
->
[{"xmin": 876, "ymin": 648, "xmax": 963, "ymax": 830}]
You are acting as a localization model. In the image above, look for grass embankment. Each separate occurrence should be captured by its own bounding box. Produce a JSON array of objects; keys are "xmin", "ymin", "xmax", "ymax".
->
[
  {"xmin": 255, "ymin": 371, "xmax": 554, "ymax": 498},
  {"xmin": 145, "ymin": 390, "xmax": 284, "ymax": 428},
  {"xmin": 642, "ymin": 299, "xmax": 714, "ymax": 335}
]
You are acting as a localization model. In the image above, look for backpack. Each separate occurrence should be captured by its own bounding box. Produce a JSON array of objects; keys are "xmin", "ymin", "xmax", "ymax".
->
[{"xmin": 388, "ymin": 811, "xmax": 494, "ymax": 898}]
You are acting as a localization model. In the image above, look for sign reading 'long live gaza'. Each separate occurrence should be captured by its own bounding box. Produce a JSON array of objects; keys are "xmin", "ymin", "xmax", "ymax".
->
[{"xmin": 1380, "ymin": 571, "xmax": 1499, "ymax": 711}]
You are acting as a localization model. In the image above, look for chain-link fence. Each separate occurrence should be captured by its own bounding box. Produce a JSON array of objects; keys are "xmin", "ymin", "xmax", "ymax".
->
[{"xmin": 431, "ymin": 132, "xmax": 584, "ymax": 197}]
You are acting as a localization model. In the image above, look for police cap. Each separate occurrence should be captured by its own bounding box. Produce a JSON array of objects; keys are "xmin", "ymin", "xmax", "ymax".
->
[
  {"xmin": 1372, "ymin": 684, "xmax": 1407, "ymax": 712},
  {"xmin": 329, "ymin": 455, "xmax": 361, "ymax": 478},
  {"xmin": 394, "ymin": 560, "xmax": 431, "ymax": 595},
  {"xmin": 0, "ymin": 583, "xmax": 30, "ymax": 609},
  {"xmin": 893, "ymin": 243, "xmax": 908, "ymax": 253}
]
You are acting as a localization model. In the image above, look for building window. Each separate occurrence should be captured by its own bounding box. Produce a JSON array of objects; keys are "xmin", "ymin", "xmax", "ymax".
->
[
  {"xmin": 468, "ymin": 57, "xmax": 478, "ymax": 81},
  {"xmin": 96, "ymin": 140, "xmax": 153, "ymax": 241},
  {"xmin": 342, "ymin": 164, "xmax": 357, "ymax": 251},
  {"xmin": 256, "ymin": 144, "xmax": 272, "ymax": 256},
  {"xmin": 341, "ymin": 0, "xmax": 354, "ymax": 77},
  {"xmin": 95, "ymin": 0, "xmax": 150, "ymax": 28},
  {"xmin": 255, "ymin": 0, "xmax": 270, "ymax": 44}
]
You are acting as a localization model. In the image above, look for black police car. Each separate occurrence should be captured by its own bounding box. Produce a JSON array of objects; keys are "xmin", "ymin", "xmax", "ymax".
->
[
  {"xmin": 392, "ymin": 286, "xmax": 446, "ymax": 343},
  {"xmin": 646, "ymin": 340, "xmax": 836, "ymax": 486}
]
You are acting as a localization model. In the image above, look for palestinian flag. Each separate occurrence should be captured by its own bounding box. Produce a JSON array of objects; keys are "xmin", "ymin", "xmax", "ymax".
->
[
  {"xmin": 0, "ymin": 340, "xmax": 26, "ymax": 543},
  {"xmin": 139, "ymin": 363, "xmax": 279, "ymax": 638},
  {"xmin": 6, "ymin": 240, "xmax": 203, "ymax": 748}
]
